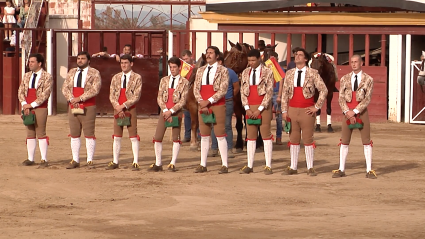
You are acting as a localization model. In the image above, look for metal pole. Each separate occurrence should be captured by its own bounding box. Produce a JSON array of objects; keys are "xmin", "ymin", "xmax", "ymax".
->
[
  {"xmin": 404, "ymin": 34, "xmax": 411, "ymax": 123},
  {"xmin": 47, "ymin": 29, "xmax": 53, "ymax": 115}
]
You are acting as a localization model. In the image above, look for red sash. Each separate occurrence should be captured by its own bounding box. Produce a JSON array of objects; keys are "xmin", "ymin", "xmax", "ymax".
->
[
  {"xmin": 165, "ymin": 88, "xmax": 175, "ymax": 109},
  {"xmin": 200, "ymin": 85, "xmax": 225, "ymax": 106},
  {"xmin": 247, "ymin": 85, "xmax": 264, "ymax": 105},
  {"xmin": 289, "ymin": 87, "xmax": 314, "ymax": 108},
  {"xmin": 26, "ymin": 89, "xmax": 48, "ymax": 108},
  {"xmin": 72, "ymin": 87, "xmax": 95, "ymax": 106},
  {"xmin": 346, "ymin": 92, "xmax": 360, "ymax": 109},
  {"xmin": 118, "ymin": 88, "xmax": 135, "ymax": 109}
]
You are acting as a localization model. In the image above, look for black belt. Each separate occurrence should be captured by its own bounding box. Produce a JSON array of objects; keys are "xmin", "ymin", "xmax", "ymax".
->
[{"xmin": 225, "ymin": 98, "xmax": 233, "ymax": 102}]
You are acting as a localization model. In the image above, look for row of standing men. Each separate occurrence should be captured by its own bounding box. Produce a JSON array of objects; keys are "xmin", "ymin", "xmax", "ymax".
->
[{"xmin": 18, "ymin": 46, "xmax": 376, "ymax": 179}]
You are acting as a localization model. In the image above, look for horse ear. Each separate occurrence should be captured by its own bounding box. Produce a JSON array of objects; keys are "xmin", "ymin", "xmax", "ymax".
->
[
  {"xmin": 235, "ymin": 42, "xmax": 242, "ymax": 51},
  {"xmin": 229, "ymin": 40, "xmax": 235, "ymax": 48},
  {"xmin": 274, "ymin": 43, "xmax": 278, "ymax": 48}
]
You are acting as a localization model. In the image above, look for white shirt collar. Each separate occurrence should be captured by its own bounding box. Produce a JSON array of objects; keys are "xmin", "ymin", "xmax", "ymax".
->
[
  {"xmin": 122, "ymin": 70, "xmax": 132, "ymax": 77},
  {"xmin": 296, "ymin": 66, "xmax": 307, "ymax": 72},
  {"xmin": 78, "ymin": 66, "xmax": 89, "ymax": 72},
  {"xmin": 352, "ymin": 70, "xmax": 362, "ymax": 77},
  {"xmin": 32, "ymin": 69, "xmax": 43, "ymax": 76},
  {"xmin": 207, "ymin": 62, "xmax": 218, "ymax": 68},
  {"xmin": 170, "ymin": 74, "xmax": 180, "ymax": 79},
  {"xmin": 252, "ymin": 64, "xmax": 262, "ymax": 72}
]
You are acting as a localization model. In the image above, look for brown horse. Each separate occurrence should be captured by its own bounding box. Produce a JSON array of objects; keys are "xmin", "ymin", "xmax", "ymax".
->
[
  {"xmin": 309, "ymin": 52, "xmax": 338, "ymax": 133},
  {"xmin": 185, "ymin": 53, "xmax": 207, "ymax": 150}
]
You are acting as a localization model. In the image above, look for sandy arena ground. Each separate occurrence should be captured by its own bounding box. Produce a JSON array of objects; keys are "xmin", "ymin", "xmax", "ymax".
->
[{"xmin": 0, "ymin": 114, "xmax": 425, "ymax": 239}]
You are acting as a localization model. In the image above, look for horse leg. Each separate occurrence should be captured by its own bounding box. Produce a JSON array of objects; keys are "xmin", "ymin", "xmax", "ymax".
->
[
  {"xmin": 256, "ymin": 128, "xmax": 263, "ymax": 149},
  {"xmin": 315, "ymin": 109, "xmax": 322, "ymax": 133},
  {"xmin": 235, "ymin": 113, "xmax": 244, "ymax": 153},
  {"xmin": 327, "ymin": 93, "xmax": 334, "ymax": 133}
]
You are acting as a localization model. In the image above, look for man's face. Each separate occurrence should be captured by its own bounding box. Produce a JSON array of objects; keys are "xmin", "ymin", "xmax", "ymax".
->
[
  {"xmin": 248, "ymin": 56, "xmax": 261, "ymax": 69},
  {"xmin": 295, "ymin": 50, "xmax": 307, "ymax": 65},
  {"xmin": 169, "ymin": 63, "xmax": 181, "ymax": 76},
  {"xmin": 206, "ymin": 48, "xmax": 218, "ymax": 65},
  {"xmin": 350, "ymin": 56, "xmax": 363, "ymax": 72},
  {"xmin": 182, "ymin": 54, "xmax": 193, "ymax": 64},
  {"xmin": 28, "ymin": 57, "xmax": 41, "ymax": 72},
  {"xmin": 120, "ymin": 59, "xmax": 133, "ymax": 73},
  {"xmin": 77, "ymin": 54, "xmax": 89, "ymax": 68},
  {"xmin": 123, "ymin": 46, "xmax": 131, "ymax": 55}
]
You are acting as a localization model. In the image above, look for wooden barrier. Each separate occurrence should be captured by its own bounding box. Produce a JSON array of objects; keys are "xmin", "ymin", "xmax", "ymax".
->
[
  {"xmin": 68, "ymin": 57, "xmax": 160, "ymax": 116},
  {"xmin": 2, "ymin": 57, "xmax": 22, "ymax": 115}
]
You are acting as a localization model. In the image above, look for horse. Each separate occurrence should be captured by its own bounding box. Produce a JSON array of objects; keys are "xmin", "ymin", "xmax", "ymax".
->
[
  {"xmin": 185, "ymin": 53, "xmax": 207, "ymax": 150},
  {"xmin": 309, "ymin": 52, "xmax": 338, "ymax": 133}
]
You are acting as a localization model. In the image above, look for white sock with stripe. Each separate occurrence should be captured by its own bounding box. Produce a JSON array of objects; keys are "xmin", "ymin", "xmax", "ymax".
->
[
  {"xmin": 217, "ymin": 137, "xmax": 228, "ymax": 167},
  {"xmin": 154, "ymin": 142, "xmax": 162, "ymax": 166},
  {"xmin": 247, "ymin": 140, "xmax": 256, "ymax": 168},
  {"xmin": 263, "ymin": 139, "xmax": 273, "ymax": 168},
  {"xmin": 305, "ymin": 145, "xmax": 314, "ymax": 169},
  {"xmin": 130, "ymin": 137, "xmax": 139, "ymax": 164},
  {"xmin": 113, "ymin": 136, "xmax": 121, "ymax": 164},
  {"xmin": 70, "ymin": 137, "xmax": 80, "ymax": 163},
  {"xmin": 27, "ymin": 138, "xmax": 37, "ymax": 162},
  {"xmin": 38, "ymin": 138, "xmax": 48, "ymax": 161},
  {"xmin": 86, "ymin": 138, "xmax": 96, "ymax": 163},
  {"xmin": 339, "ymin": 145, "xmax": 349, "ymax": 172},
  {"xmin": 170, "ymin": 142, "xmax": 180, "ymax": 165},
  {"xmin": 364, "ymin": 144, "xmax": 373, "ymax": 172},
  {"xmin": 200, "ymin": 136, "xmax": 210, "ymax": 167},
  {"xmin": 290, "ymin": 144, "xmax": 300, "ymax": 170}
]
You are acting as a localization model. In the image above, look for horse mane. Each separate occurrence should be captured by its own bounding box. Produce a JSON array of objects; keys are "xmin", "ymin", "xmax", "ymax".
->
[{"xmin": 188, "ymin": 53, "xmax": 207, "ymax": 85}]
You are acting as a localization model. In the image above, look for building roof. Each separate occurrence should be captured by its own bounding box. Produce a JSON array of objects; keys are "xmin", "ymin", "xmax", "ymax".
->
[{"xmin": 206, "ymin": 0, "xmax": 425, "ymax": 13}]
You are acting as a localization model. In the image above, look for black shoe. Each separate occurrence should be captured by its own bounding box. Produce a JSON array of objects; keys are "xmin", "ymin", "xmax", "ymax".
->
[{"xmin": 22, "ymin": 159, "xmax": 35, "ymax": 166}]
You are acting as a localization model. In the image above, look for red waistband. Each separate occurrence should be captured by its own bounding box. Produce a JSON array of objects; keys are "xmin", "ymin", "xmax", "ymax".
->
[
  {"xmin": 289, "ymin": 87, "xmax": 314, "ymax": 108},
  {"xmin": 72, "ymin": 87, "xmax": 95, "ymax": 106},
  {"xmin": 200, "ymin": 85, "xmax": 225, "ymax": 106},
  {"xmin": 247, "ymin": 85, "xmax": 264, "ymax": 105},
  {"xmin": 26, "ymin": 89, "xmax": 48, "ymax": 108},
  {"xmin": 346, "ymin": 92, "xmax": 359, "ymax": 109}
]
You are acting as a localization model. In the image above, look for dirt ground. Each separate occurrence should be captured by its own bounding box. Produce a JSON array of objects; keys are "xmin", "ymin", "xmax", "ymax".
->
[{"xmin": 0, "ymin": 114, "xmax": 425, "ymax": 239}]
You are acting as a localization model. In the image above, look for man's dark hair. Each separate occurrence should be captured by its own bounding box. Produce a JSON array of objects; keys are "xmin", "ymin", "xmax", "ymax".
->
[
  {"xmin": 247, "ymin": 49, "xmax": 261, "ymax": 59},
  {"xmin": 120, "ymin": 54, "xmax": 133, "ymax": 63},
  {"xmin": 77, "ymin": 51, "xmax": 91, "ymax": 61},
  {"xmin": 181, "ymin": 49, "xmax": 192, "ymax": 57},
  {"xmin": 124, "ymin": 44, "xmax": 132, "ymax": 49},
  {"xmin": 206, "ymin": 46, "xmax": 220, "ymax": 56},
  {"xmin": 292, "ymin": 47, "xmax": 302, "ymax": 54},
  {"xmin": 102, "ymin": 46, "xmax": 108, "ymax": 52},
  {"xmin": 258, "ymin": 40, "xmax": 265, "ymax": 47},
  {"xmin": 29, "ymin": 53, "xmax": 44, "ymax": 67},
  {"xmin": 296, "ymin": 48, "xmax": 311, "ymax": 64},
  {"xmin": 168, "ymin": 56, "xmax": 181, "ymax": 67},
  {"xmin": 217, "ymin": 52, "xmax": 225, "ymax": 62}
]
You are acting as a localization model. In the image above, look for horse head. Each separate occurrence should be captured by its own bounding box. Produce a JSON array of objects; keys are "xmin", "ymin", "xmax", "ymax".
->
[
  {"xmin": 310, "ymin": 52, "xmax": 337, "ymax": 88},
  {"xmin": 224, "ymin": 40, "xmax": 248, "ymax": 75},
  {"xmin": 188, "ymin": 53, "xmax": 207, "ymax": 84}
]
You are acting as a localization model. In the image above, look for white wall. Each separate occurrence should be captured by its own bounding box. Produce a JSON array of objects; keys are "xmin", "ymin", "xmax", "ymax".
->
[
  {"xmin": 388, "ymin": 35, "xmax": 403, "ymax": 122},
  {"xmin": 49, "ymin": 17, "xmax": 79, "ymax": 112}
]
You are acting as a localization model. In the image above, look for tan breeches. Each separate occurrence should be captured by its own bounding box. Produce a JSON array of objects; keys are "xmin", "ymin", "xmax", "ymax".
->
[
  {"xmin": 153, "ymin": 110, "xmax": 183, "ymax": 142},
  {"xmin": 288, "ymin": 106, "xmax": 315, "ymax": 145},
  {"xmin": 198, "ymin": 104, "xmax": 226, "ymax": 137},
  {"xmin": 68, "ymin": 105, "xmax": 96, "ymax": 138},
  {"xmin": 113, "ymin": 107, "xmax": 138, "ymax": 137},
  {"xmin": 341, "ymin": 108, "xmax": 371, "ymax": 145},
  {"xmin": 26, "ymin": 108, "xmax": 48, "ymax": 138},
  {"xmin": 246, "ymin": 104, "xmax": 273, "ymax": 140}
]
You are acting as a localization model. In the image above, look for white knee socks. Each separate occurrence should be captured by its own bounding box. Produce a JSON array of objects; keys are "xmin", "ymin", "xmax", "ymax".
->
[
  {"xmin": 290, "ymin": 144, "xmax": 300, "ymax": 170},
  {"xmin": 339, "ymin": 145, "xmax": 349, "ymax": 172},
  {"xmin": 170, "ymin": 142, "xmax": 180, "ymax": 165},
  {"xmin": 364, "ymin": 144, "xmax": 373, "ymax": 172},
  {"xmin": 131, "ymin": 137, "xmax": 139, "ymax": 164},
  {"xmin": 86, "ymin": 138, "xmax": 96, "ymax": 163},
  {"xmin": 247, "ymin": 140, "xmax": 256, "ymax": 168},
  {"xmin": 217, "ymin": 136, "xmax": 228, "ymax": 167},
  {"xmin": 154, "ymin": 142, "xmax": 163, "ymax": 166},
  {"xmin": 113, "ymin": 136, "xmax": 122, "ymax": 164},
  {"xmin": 263, "ymin": 139, "xmax": 273, "ymax": 168},
  {"xmin": 200, "ymin": 136, "xmax": 210, "ymax": 167},
  {"xmin": 305, "ymin": 145, "xmax": 315, "ymax": 169},
  {"xmin": 27, "ymin": 138, "xmax": 37, "ymax": 162},
  {"xmin": 38, "ymin": 138, "xmax": 48, "ymax": 161},
  {"xmin": 70, "ymin": 137, "xmax": 81, "ymax": 163}
]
